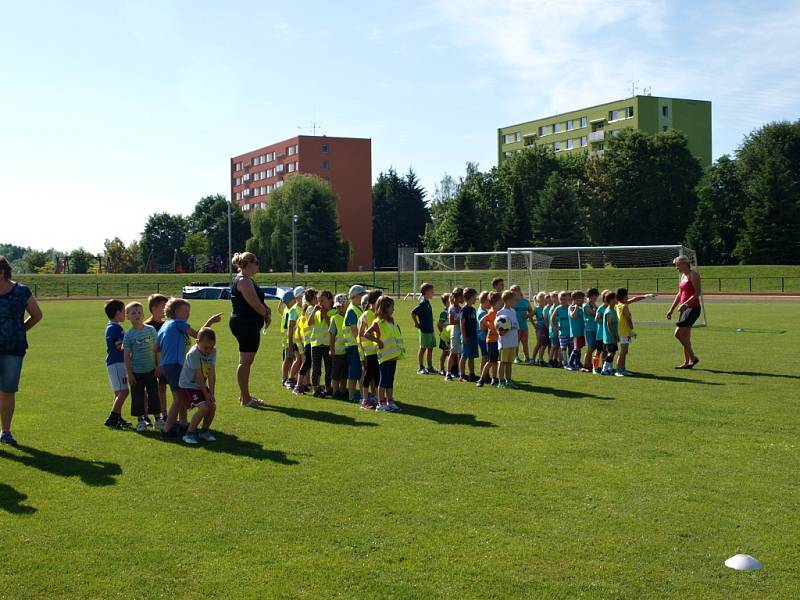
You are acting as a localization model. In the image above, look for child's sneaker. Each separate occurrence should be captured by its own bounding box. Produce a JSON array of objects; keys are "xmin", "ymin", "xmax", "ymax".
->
[
  {"xmin": 491, "ymin": 378, "xmax": 499, "ymax": 387},
  {"xmin": 496, "ymin": 381, "xmax": 506, "ymax": 389},
  {"xmin": 284, "ymin": 378, "xmax": 296, "ymax": 389},
  {"xmin": 0, "ymin": 431, "xmax": 18, "ymax": 446},
  {"xmin": 593, "ymin": 368, "xmax": 602, "ymax": 374},
  {"xmin": 292, "ymin": 386, "xmax": 305, "ymax": 396},
  {"xmin": 426, "ymin": 367, "xmax": 438, "ymax": 375},
  {"xmin": 182, "ymin": 432, "xmax": 200, "ymax": 444},
  {"xmin": 360, "ymin": 398, "xmax": 376, "ymax": 410},
  {"xmin": 564, "ymin": 365, "xmax": 574, "ymax": 371},
  {"xmin": 614, "ymin": 370, "xmax": 626, "ymax": 377},
  {"xmin": 312, "ymin": 390, "xmax": 326, "ymax": 398},
  {"xmin": 476, "ymin": 379, "xmax": 485, "ymax": 387},
  {"xmin": 388, "ymin": 403, "xmax": 402, "ymax": 412},
  {"xmin": 136, "ymin": 418, "xmax": 149, "ymax": 433},
  {"xmin": 104, "ymin": 415, "xmax": 122, "ymax": 429},
  {"xmin": 444, "ymin": 373, "xmax": 455, "ymax": 381},
  {"xmin": 375, "ymin": 403, "xmax": 392, "ymax": 412},
  {"xmin": 438, "ymin": 369, "xmax": 447, "ymax": 376},
  {"xmin": 198, "ymin": 429, "xmax": 217, "ymax": 442},
  {"xmin": 416, "ymin": 367, "xmax": 427, "ymax": 375},
  {"xmin": 155, "ymin": 415, "xmax": 166, "ymax": 431},
  {"xmin": 505, "ymin": 380, "xmax": 519, "ymax": 389},
  {"xmin": 513, "ymin": 357, "xmax": 523, "ymax": 364},
  {"xmin": 580, "ymin": 368, "xmax": 590, "ymax": 373}
]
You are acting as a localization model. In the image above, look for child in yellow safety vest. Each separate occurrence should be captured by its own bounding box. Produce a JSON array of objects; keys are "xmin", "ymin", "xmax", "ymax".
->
[
  {"xmin": 284, "ymin": 286, "xmax": 305, "ymax": 390},
  {"xmin": 363, "ymin": 295, "xmax": 405, "ymax": 412},
  {"xmin": 357, "ymin": 290, "xmax": 382, "ymax": 409},
  {"xmin": 293, "ymin": 288, "xmax": 317, "ymax": 396},
  {"xmin": 309, "ymin": 290, "xmax": 334, "ymax": 397},
  {"xmin": 328, "ymin": 294, "xmax": 349, "ymax": 400}
]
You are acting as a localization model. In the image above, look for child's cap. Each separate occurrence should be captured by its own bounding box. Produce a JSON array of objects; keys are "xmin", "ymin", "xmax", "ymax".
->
[
  {"xmin": 333, "ymin": 293, "xmax": 348, "ymax": 307},
  {"xmin": 360, "ymin": 294, "xmax": 370, "ymax": 308},
  {"xmin": 292, "ymin": 286, "xmax": 305, "ymax": 299},
  {"xmin": 282, "ymin": 289, "xmax": 295, "ymax": 303},
  {"xmin": 348, "ymin": 284, "xmax": 366, "ymax": 298}
]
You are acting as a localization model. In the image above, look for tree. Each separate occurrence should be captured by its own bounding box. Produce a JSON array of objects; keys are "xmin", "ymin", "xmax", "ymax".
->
[
  {"xmin": 593, "ymin": 129, "xmax": 701, "ymax": 245},
  {"xmin": 22, "ymin": 250, "xmax": 48, "ymax": 273},
  {"xmin": 532, "ymin": 172, "xmax": 586, "ymax": 246},
  {"xmin": 734, "ymin": 120, "xmax": 800, "ymax": 264},
  {"xmin": 0, "ymin": 244, "xmax": 28, "ymax": 262},
  {"xmin": 69, "ymin": 247, "xmax": 93, "ymax": 274},
  {"xmin": 103, "ymin": 237, "xmax": 140, "ymax": 273},
  {"xmin": 248, "ymin": 174, "xmax": 348, "ymax": 272},
  {"xmin": 140, "ymin": 213, "xmax": 188, "ymax": 269},
  {"xmin": 685, "ymin": 155, "xmax": 747, "ymax": 264},
  {"xmin": 372, "ymin": 168, "xmax": 430, "ymax": 266},
  {"xmin": 188, "ymin": 195, "xmax": 250, "ymax": 263},
  {"xmin": 182, "ymin": 232, "xmax": 209, "ymax": 272}
]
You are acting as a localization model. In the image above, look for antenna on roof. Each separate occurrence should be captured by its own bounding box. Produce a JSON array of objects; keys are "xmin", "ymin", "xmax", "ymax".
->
[
  {"xmin": 628, "ymin": 79, "xmax": 639, "ymax": 97},
  {"xmin": 643, "ymin": 85, "xmax": 652, "ymax": 96},
  {"xmin": 297, "ymin": 117, "xmax": 323, "ymax": 136}
]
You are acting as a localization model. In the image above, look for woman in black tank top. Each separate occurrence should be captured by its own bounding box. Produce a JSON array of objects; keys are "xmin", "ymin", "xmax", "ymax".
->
[{"xmin": 228, "ymin": 252, "xmax": 271, "ymax": 407}]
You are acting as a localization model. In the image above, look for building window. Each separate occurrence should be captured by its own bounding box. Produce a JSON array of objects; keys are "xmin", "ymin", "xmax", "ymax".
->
[
  {"xmin": 243, "ymin": 173, "xmax": 250, "ymax": 182},
  {"xmin": 610, "ymin": 129, "xmax": 620, "ymax": 137},
  {"xmin": 321, "ymin": 143, "xmax": 329, "ymax": 153},
  {"xmin": 580, "ymin": 136, "xmax": 588, "ymax": 147},
  {"xmin": 235, "ymin": 177, "xmax": 241, "ymax": 185},
  {"xmin": 566, "ymin": 120, "xmax": 574, "ymax": 131},
  {"xmin": 235, "ymin": 191, "xmax": 241, "ymax": 201},
  {"xmin": 662, "ymin": 106, "xmax": 668, "ymax": 117},
  {"xmin": 503, "ymin": 134, "xmax": 514, "ymax": 144},
  {"xmin": 504, "ymin": 151, "xmax": 512, "ymax": 157},
  {"xmin": 322, "ymin": 159, "xmax": 329, "ymax": 170},
  {"xmin": 553, "ymin": 141, "xmax": 561, "ymax": 151},
  {"xmin": 288, "ymin": 146, "xmax": 295, "ymax": 156},
  {"xmin": 275, "ymin": 180, "xmax": 284, "ymax": 189},
  {"xmin": 515, "ymin": 131, "xmax": 521, "ymax": 142},
  {"xmin": 288, "ymin": 162, "xmax": 295, "ymax": 173},
  {"xmin": 538, "ymin": 125, "xmax": 551, "ymax": 136},
  {"xmin": 553, "ymin": 122, "xmax": 563, "ymax": 133},
  {"xmin": 580, "ymin": 116, "xmax": 588, "ymax": 128},
  {"xmin": 267, "ymin": 184, "xmax": 272, "ymax": 193},
  {"xmin": 266, "ymin": 168, "xmax": 273, "ymax": 177},
  {"xmin": 663, "ymin": 125, "xmax": 669, "ymax": 132},
  {"xmin": 243, "ymin": 188, "xmax": 250, "ymax": 197},
  {"xmin": 322, "ymin": 176, "xmax": 329, "ymax": 182},
  {"xmin": 276, "ymin": 163, "xmax": 284, "ymax": 173},
  {"xmin": 251, "ymin": 157, "xmax": 258, "ymax": 166},
  {"xmin": 566, "ymin": 139, "xmax": 574, "ymax": 149}
]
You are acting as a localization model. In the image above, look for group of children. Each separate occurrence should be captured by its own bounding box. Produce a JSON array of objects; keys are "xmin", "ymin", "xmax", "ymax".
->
[
  {"xmin": 103, "ymin": 280, "xmax": 650, "ymax": 439},
  {"xmin": 278, "ymin": 284, "xmax": 405, "ymax": 412},
  {"xmin": 104, "ymin": 294, "xmax": 222, "ymax": 444},
  {"xmin": 411, "ymin": 280, "xmax": 653, "ymax": 387}
]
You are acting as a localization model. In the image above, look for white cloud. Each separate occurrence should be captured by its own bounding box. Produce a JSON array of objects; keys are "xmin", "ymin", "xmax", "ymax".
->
[{"xmin": 434, "ymin": 0, "xmax": 800, "ymax": 156}]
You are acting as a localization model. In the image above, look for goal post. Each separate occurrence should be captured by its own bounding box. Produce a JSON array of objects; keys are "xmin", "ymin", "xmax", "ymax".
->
[
  {"xmin": 507, "ymin": 245, "xmax": 706, "ymax": 326},
  {"xmin": 410, "ymin": 251, "xmax": 508, "ymax": 299}
]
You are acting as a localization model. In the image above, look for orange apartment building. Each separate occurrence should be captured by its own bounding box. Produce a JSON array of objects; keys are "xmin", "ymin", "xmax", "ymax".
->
[{"xmin": 230, "ymin": 136, "xmax": 373, "ymax": 271}]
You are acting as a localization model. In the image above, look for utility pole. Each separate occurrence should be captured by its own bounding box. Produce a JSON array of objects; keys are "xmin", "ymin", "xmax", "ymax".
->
[
  {"xmin": 291, "ymin": 207, "xmax": 298, "ymax": 287},
  {"xmin": 227, "ymin": 200, "xmax": 233, "ymax": 281}
]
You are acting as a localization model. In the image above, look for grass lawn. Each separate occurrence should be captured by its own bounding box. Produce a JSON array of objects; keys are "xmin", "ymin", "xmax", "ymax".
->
[
  {"xmin": 1, "ymin": 298, "xmax": 799, "ymax": 598},
  {"xmin": 16, "ymin": 264, "xmax": 800, "ymax": 297}
]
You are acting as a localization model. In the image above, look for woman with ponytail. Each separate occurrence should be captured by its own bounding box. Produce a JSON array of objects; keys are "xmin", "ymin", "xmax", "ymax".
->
[{"xmin": 229, "ymin": 252, "xmax": 271, "ymax": 407}]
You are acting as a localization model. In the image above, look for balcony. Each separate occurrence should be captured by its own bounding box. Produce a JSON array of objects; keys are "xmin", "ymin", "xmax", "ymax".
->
[{"xmin": 589, "ymin": 130, "xmax": 605, "ymax": 143}]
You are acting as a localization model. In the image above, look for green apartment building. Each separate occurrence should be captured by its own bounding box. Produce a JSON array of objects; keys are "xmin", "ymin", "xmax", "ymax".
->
[{"xmin": 498, "ymin": 95, "xmax": 712, "ymax": 167}]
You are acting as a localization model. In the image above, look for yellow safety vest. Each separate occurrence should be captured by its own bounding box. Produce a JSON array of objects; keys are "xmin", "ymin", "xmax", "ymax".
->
[
  {"xmin": 300, "ymin": 305, "xmax": 316, "ymax": 346},
  {"xmin": 331, "ymin": 313, "xmax": 347, "ymax": 356},
  {"xmin": 343, "ymin": 304, "xmax": 362, "ymax": 347},
  {"xmin": 376, "ymin": 319, "xmax": 404, "ymax": 364},
  {"xmin": 359, "ymin": 309, "xmax": 378, "ymax": 356},
  {"xmin": 310, "ymin": 309, "xmax": 334, "ymax": 347},
  {"xmin": 279, "ymin": 305, "xmax": 290, "ymax": 348}
]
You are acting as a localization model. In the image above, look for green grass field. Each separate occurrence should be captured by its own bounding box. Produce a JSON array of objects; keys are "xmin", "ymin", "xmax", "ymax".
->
[
  {"xmin": 15, "ymin": 264, "xmax": 800, "ymax": 297},
  {"xmin": 2, "ymin": 298, "xmax": 799, "ymax": 598}
]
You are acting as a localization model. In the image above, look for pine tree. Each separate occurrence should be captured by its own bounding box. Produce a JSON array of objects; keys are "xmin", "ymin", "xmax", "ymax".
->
[{"xmin": 532, "ymin": 173, "xmax": 586, "ymax": 246}]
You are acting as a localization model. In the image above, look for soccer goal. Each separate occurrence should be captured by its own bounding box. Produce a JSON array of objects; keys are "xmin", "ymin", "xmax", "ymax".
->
[
  {"xmin": 507, "ymin": 245, "xmax": 707, "ymax": 326},
  {"xmin": 409, "ymin": 251, "xmax": 509, "ymax": 299}
]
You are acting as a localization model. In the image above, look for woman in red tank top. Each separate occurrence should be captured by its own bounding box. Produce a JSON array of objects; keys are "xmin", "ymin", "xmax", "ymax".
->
[{"xmin": 666, "ymin": 255, "xmax": 702, "ymax": 368}]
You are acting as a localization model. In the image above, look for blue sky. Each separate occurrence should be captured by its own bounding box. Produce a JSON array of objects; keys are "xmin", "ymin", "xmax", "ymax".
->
[{"xmin": 1, "ymin": 0, "xmax": 799, "ymax": 253}]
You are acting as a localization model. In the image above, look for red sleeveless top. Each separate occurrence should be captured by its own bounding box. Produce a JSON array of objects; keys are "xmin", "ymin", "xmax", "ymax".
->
[{"xmin": 679, "ymin": 274, "xmax": 700, "ymax": 308}]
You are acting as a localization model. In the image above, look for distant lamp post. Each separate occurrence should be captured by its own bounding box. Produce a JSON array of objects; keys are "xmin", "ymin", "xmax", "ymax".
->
[
  {"xmin": 228, "ymin": 200, "xmax": 233, "ymax": 281},
  {"xmin": 291, "ymin": 210, "xmax": 298, "ymax": 287}
]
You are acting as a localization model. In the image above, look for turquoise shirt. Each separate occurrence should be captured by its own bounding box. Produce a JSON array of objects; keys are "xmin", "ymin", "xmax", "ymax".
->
[
  {"xmin": 583, "ymin": 302, "xmax": 596, "ymax": 336},
  {"xmin": 514, "ymin": 298, "xmax": 531, "ymax": 332},
  {"xmin": 603, "ymin": 307, "xmax": 619, "ymax": 344},
  {"xmin": 555, "ymin": 305, "xmax": 570, "ymax": 336},
  {"xmin": 476, "ymin": 307, "xmax": 488, "ymax": 341},
  {"xmin": 534, "ymin": 306, "xmax": 545, "ymax": 330},
  {"xmin": 544, "ymin": 305, "xmax": 554, "ymax": 334},
  {"xmin": 595, "ymin": 306, "xmax": 607, "ymax": 339},
  {"xmin": 569, "ymin": 305, "xmax": 585, "ymax": 337},
  {"xmin": 123, "ymin": 324, "xmax": 158, "ymax": 373}
]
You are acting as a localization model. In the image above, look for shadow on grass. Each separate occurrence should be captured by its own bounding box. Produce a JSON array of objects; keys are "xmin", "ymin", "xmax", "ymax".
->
[
  {"xmin": 0, "ymin": 446, "xmax": 121, "ymax": 486},
  {"xmin": 0, "ymin": 483, "xmax": 36, "ymax": 514},
  {"xmin": 513, "ymin": 383, "xmax": 613, "ymax": 400},
  {"xmin": 150, "ymin": 431, "xmax": 299, "ymax": 465},
  {"xmin": 259, "ymin": 403, "xmax": 378, "ymax": 428},
  {"xmin": 397, "ymin": 402, "xmax": 497, "ymax": 427},
  {"xmin": 625, "ymin": 372, "xmax": 723, "ymax": 385},
  {"xmin": 697, "ymin": 368, "xmax": 800, "ymax": 380}
]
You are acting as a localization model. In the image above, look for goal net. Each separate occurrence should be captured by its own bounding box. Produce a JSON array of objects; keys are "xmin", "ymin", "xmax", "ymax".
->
[
  {"xmin": 507, "ymin": 245, "xmax": 706, "ymax": 326},
  {"xmin": 410, "ymin": 252, "xmax": 509, "ymax": 299}
]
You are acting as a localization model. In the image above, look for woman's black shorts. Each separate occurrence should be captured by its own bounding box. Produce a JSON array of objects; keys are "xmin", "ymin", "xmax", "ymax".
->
[
  {"xmin": 229, "ymin": 315, "xmax": 262, "ymax": 353},
  {"xmin": 676, "ymin": 306, "xmax": 701, "ymax": 328}
]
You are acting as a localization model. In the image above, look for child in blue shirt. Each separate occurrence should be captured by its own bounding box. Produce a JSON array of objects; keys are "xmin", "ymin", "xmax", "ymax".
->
[
  {"xmin": 157, "ymin": 297, "xmax": 221, "ymax": 437},
  {"xmin": 411, "ymin": 283, "xmax": 436, "ymax": 374},
  {"xmin": 104, "ymin": 299, "xmax": 129, "ymax": 429},
  {"xmin": 567, "ymin": 290, "xmax": 586, "ymax": 370}
]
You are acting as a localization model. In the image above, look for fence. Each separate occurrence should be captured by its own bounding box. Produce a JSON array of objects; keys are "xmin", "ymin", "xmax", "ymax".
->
[{"xmin": 24, "ymin": 275, "xmax": 800, "ymax": 298}]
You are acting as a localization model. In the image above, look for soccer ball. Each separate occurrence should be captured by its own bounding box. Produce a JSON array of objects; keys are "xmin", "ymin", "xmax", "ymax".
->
[{"xmin": 495, "ymin": 315, "xmax": 511, "ymax": 335}]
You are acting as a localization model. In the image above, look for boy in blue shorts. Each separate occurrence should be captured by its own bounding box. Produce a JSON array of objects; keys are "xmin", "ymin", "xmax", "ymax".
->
[
  {"xmin": 547, "ymin": 291, "xmax": 560, "ymax": 366},
  {"xmin": 476, "ymin": 291, "xmax": 491, "ymax": 375},
  {"xmin": 582, "ymin": 288, "xmax": 599, "ymax": 372},
  {"xmin": 602, "ymin": 292, "xmax": 620, "ymax": 375},
  {"xmin": 511, "ymin": 285, "xmax": 534, "ymax": 364},
  {"xmin": 592, "ymin": 291, "xmax": 610, "ymax": 374},
  {"xmin": 177, "ymin": 327, "xmax": 218, "ymax": 444},
  {"xmin": 459, "ymin": 288, "xmax": 479, "ymax": 381},
  {"xmin": 411, "ymin": 282, "xmax": 436, "ymax": 374},
  {"xmin": 437, "ymin": 293, "xmax": 450, "ymax": 375},
  {"xmin": 123, "ymin": 301, "xmax": 161, "ymax": 432},
  {"xmin": 103, "ymin": 299, "xmax": 129, "ymax": 429},
  {"xmin": 567, "ymin": 290, "xmax": 586, "ymax": 371}
]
